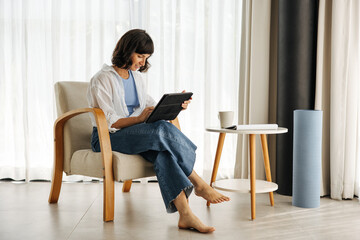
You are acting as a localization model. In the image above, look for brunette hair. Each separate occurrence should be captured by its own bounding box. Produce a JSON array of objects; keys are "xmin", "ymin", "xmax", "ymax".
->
[{"xmin": 111, "ymin": 29, "xmax": 154, "ymax": 72}]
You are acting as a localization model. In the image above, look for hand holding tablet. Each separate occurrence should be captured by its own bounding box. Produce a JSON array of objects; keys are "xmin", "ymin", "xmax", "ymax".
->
[{"xmin": 145, "ymin": 92, "xmax": 193, "ymax": 123}]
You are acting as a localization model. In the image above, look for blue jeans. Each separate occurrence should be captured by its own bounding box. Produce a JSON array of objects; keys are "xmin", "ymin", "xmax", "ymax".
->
[{"xmin": 91, "ymin": 120, "xmax": 197, "ymax": 213}]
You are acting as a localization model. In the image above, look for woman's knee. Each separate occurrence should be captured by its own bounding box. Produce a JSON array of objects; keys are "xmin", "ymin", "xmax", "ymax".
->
[
  {"xmin": 152, "ymin": 121, "xmax": 196, "ymax": 151},
  {"xmin": 153, "ymin": 121, "xmax": 177, "ymax": 135},
  {"xmin": 154, "ymin": 120, "xmax": 171, "ymax": 128}
]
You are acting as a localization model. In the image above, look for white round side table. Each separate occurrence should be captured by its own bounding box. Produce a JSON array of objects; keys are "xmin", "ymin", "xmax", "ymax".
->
[{"xmin": 206, "ymin": 126, "xmax": 288, "ymax": 220}]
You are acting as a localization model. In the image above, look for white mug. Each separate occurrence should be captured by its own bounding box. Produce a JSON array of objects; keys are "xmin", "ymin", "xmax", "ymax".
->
[{"xmin": 218, "ymin": 111, "xmax": 234, "ymax": 128}]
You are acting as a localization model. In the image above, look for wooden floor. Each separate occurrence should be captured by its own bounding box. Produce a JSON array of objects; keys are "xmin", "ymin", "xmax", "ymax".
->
[{"xmin": 0, "ymin": 181, "xmax": 360, "ymax": 240}]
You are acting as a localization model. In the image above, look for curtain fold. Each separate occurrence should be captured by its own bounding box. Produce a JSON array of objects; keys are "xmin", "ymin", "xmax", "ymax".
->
[
  {"xmin": 234, "ymin": 0, "xmax": 271, "ymax": 180},
  {"xmin": 268, "ymin": 0, "xmax": 279, "ymax": 182},
  {"xmin": 314, "ymin": 0, "xmax": 332, "ymax": 196},
  {"xmin": 0, "ymin": 0, "xmax": 242, "ymax": 181}
]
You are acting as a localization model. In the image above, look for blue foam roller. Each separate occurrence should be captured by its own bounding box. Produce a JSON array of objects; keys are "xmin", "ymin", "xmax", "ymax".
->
[{"xmin": 292, "ymin": 110, "xmax": 323, "ymax": 208}]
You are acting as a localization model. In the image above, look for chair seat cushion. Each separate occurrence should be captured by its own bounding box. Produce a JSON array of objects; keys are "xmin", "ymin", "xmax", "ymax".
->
[{"xmin": 69, "ymin": 149, "xmax": 155, "ymax": 181}]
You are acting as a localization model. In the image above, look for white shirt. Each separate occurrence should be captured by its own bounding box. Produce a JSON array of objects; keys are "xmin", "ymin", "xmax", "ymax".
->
[{"xmin": 87, "ymin": 64, "xmax": 156, "ymax": 132}]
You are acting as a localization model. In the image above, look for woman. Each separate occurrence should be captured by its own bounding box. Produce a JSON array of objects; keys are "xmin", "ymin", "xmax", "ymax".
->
[{"xmin": 87, "ymin": 29, "xmax": 230, "ymax": 233}]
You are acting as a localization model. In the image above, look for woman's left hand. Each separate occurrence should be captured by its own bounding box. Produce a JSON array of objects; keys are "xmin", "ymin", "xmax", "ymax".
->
[{"xmin": 181, "ymin": 90, "xmax": 192, "ymax": 110}]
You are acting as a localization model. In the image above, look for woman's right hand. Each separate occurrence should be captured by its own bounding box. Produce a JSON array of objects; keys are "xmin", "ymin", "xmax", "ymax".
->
[{"xmin": 137, "ymin": 106, "xmax": 155, "ymax": 123}]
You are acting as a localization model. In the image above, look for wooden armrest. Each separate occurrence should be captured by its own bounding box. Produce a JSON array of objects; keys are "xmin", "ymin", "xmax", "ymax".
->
[
  {"xmin": 51, "ymin": 108, "xmax": 114, "ymax": 197},
  {"xmin": 53, "ymin": 108, "xmax": 113, "ymax": 178},
  {"xmin": 52, "ymin": 107, "xmax": 114, "ymax": 221}
]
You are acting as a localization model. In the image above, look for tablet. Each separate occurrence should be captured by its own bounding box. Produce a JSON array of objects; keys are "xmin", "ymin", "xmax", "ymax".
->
[{"xmin": 145, "ymin": 92, "xmax": 193, "ymax": 123}]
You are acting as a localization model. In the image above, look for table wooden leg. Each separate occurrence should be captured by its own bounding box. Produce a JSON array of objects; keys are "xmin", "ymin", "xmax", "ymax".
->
[
  {"xmin": 207, "ymin": 132, "xmax": 226, "ymax": 206},
  {"xmin": 249, "ymin": 134, "xmax": 256, "ymax": 220},
  {"xmin": 260, "ymin": 134, "xmax": 274, "ymax": 206}
]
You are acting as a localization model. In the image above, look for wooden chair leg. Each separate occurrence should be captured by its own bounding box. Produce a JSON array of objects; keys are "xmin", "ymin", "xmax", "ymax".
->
[
  {"xmin": 207, "ymin": 133, "xmax": 226, "ymax": 206},
  {"xmin": 49, "ymin": 123, "xmax": 65, "ymax": 203},
  {"xmin": 260, "ymin": 134, "xmax": 274, "ymax": 206},
  {"xmin": 122, "ymin": 180, "xmax": 132, "ymax": 192},
  {"xmin": 249, "ymin": 134, "xmax": 256, "ymax": 220},
  {"xmin": 103, "ymin": 176, "xmax": 115, "ymax": 222},
  {"xmin": 48, "ymin": 166, "xmax": 63, "ymax": 203}
]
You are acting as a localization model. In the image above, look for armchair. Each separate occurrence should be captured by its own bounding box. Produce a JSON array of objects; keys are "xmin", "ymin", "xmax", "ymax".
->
[{"xmin": 48, "ymin": 81, "xmax": 181, "ymax": 222}]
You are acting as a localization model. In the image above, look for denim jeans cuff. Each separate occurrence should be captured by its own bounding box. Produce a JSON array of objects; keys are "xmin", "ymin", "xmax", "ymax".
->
[{"xmin": 166, "ymin": 185, "xmax": 194, "ymax": 213}]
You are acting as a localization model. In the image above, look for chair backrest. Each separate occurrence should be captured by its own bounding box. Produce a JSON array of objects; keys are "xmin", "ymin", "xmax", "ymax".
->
[{"xmin": 54, "ymin": 81, "xmax": 92, "ymax": 174}]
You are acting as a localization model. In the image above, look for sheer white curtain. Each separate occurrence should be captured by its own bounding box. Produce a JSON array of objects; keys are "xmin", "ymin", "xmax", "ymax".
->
[
  {"xmin": 315, "ymin": 0, "xmax": 360, "ymax": 199},
  {"xmin": 0, "ymin": 0, "xmax": 242, "ymax": 181}
]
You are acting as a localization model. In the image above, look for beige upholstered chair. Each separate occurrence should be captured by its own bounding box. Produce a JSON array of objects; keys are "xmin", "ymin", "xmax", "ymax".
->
[{"xmin": 48, "ymin": 81, "xmax": 180, "ymax": 222}]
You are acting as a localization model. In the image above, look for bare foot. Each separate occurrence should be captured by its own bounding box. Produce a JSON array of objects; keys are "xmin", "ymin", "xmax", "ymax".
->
[
  {"xmin": 195, "ymin": 184, "xmax": 230, "ymax": 204},
  {"xmin": 178, "ymin": 211, "xmax": 215, "ymax": 233},
  {"xmin": 188, "ymin": 171, "xmax": 230, "ymax": 204}
]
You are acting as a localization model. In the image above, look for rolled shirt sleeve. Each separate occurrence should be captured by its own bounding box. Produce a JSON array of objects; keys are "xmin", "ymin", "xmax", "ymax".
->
[{"xmin": 88, "ymin": 83, "xmax": 124, "ymax": 132}]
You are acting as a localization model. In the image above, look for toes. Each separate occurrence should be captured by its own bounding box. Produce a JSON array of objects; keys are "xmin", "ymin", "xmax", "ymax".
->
[
  {"xmin": 220, "ymin": 195, "xmax": 230, "ymax": 201},
  {"xmin": 222, "ymin": 196, "xmax": 230, "ymax": 201},
  {"xmin": 210, "ymin": 195, "xmax": 230, "ymax": 204},
  {"xmin": 211, "ymin": 198, "xmax": 223, "ymax": 204}
]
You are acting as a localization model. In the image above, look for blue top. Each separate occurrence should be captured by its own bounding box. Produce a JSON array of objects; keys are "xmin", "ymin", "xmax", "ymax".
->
[{"xmin": 121, "ymin": 70, "xmax": 139, "ymax": 116}]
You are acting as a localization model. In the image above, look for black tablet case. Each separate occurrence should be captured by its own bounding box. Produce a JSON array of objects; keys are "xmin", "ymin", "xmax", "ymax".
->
[{"xmin": 145, "ymin": 92, "xmax": 193, "ymax": 123}]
